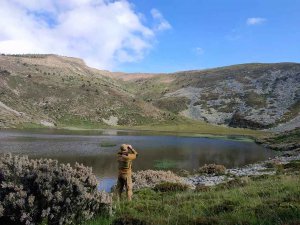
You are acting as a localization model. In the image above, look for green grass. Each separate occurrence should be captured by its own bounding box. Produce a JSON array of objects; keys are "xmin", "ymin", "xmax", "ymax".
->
[
  {"xmin": 54, "ymin": 115, "xmax": 267, "ymax": 139},
  {"xmin": 87, "ymin": 174, "xmax": 300, "ymax": 225},
  {"xmin": 125, "ymin": 119, "xmax": 267, "ymax": 138},
  {"xmin": 153, "ymin": 160, "xmax": 178, "ymax": 170},
  {"xmin": 57, "ymin": 115, "xmax": 107, "ymax": 129},
  {"xmin": 16, "ymin": 122, "xmax": 48, "ymax": 129},
  {"xmin": 272, "ymin": 129, "xmax": 300, "ymax": 144},
  {"xmin": 100, "ymin": 142, "xmax": 117, "ymax": 147},
  {"xmin": 153, "ymin": 97, "xmax": 190, "ymax": 114},
  {"xmin": 83, "ymin": 216, "xmax": 112, "ymax": 225}
]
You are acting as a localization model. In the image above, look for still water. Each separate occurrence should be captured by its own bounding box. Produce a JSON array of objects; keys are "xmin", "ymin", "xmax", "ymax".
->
[{"xmin": 0, "ymin": 129, "xmax": 275, "ymax": 191}]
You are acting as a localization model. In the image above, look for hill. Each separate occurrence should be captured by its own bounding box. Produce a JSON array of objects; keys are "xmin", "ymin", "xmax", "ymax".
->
[
  {"xmin": 0, "ymin": 54, "xmax": 299, "ymax": 132},
  {"xmin": 119, "ymin": 63, "xmax": 300, "ymax": 131},
  {"xmin": 0, "ymin": 54, "xmax": 169, "ymax": 128}
]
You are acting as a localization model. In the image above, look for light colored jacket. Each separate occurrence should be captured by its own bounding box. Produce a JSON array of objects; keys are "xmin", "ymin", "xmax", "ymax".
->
[{"xmin": 117, "ymin": 149, "xmax": 138, "ymax": 174}]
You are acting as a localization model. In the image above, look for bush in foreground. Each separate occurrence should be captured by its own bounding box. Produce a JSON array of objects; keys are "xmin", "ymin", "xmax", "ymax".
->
[{"xmin": 0, "ymin": 153, "xmax": 111, "ymax": 225}]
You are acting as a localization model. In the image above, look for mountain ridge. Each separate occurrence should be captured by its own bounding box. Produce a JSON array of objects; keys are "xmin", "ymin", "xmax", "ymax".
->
[{"xmin": 0, "ymin": 54, "xmax": 299, "ymax": 132}]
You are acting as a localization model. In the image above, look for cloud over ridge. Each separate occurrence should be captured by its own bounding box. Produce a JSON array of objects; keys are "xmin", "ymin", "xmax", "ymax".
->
[{"xmin": 0, "ymin": 0, "xmax": 171, "ymax": 69}]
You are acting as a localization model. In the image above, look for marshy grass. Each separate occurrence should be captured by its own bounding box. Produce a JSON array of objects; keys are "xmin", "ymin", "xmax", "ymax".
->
[
  {"xmin": 127, "ymin": 119, "xmax": 267, "ymax": 138},
  {"xmin": 153, "ymin": 159, "xmax": 178, "ymax": 170},
  {"xmin": 100, "ymin": 142, "xmax": 117, "ymax": 147}
]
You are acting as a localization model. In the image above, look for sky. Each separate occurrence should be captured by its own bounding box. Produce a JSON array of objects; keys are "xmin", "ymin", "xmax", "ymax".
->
[{"xmin": 0, "ymin": 0, "xmax": 299, "ymax": 73}]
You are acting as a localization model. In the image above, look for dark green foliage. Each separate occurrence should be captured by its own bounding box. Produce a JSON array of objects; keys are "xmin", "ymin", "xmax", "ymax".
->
[
  {"xmin": 192, "ymin": 217, "xmax": 219, "ymax": 225},
  {"xmin": 153, "ymin": 97, "xmax": 190, "ymax": 114},
  {"xmin": 216, "ymin": 177, "xmax": 249, "ymax": 190},
  {"xmin": 207, "ymin": 200, "xmax": 237, "ymax": 215},
  {"xmin": 176, "ymin": 169, "xmax": 190, "ymax": 177},
  {"xmin": 284, "ymin": 160, "xmax": 300, "ymax": 170},
  {"xmin": 112, "ymin": 216, "xmax": 148, "ymax": 225},
  {"xmin": 250, "ymin": 174, "xmax": 272, "ymax": 181},
  {"xmin": 194, "ymin": 185, "xmax": 211, "ymax": 192}
]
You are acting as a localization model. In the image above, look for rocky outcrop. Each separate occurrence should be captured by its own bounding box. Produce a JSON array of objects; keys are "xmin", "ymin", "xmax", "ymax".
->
[
  {"xmin": 228, "ymin": 113, "xmax": 270, "ymax": 129},
  {"xmin": 134, "ymin": 63, "xmax": 300, "ymax": 130}
]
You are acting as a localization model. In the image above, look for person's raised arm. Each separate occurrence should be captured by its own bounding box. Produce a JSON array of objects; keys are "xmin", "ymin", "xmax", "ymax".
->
[
  {"xmin": 129, "ymin": 145, "xmax": 138, "ymax": 156},
  {"xmin": 122, "ymin": 153, "xmax": 136, "ymax": 160},
  {"xmin": 122, "ymin": 145, "xmax": 138, "ymax": 160}
]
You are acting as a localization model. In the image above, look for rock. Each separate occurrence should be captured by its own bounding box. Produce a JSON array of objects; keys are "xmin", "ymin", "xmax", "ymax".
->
[
  {"xmin": 40, "ymin": 120, "xmax": 55, "ymax": 127},
  {"xmin": 102, "ymin": 116, "xmax": 118, "ymax": 126},
  {"xmin": 229, "ymin": 112, "xmax": 269, "ymax": 129}
]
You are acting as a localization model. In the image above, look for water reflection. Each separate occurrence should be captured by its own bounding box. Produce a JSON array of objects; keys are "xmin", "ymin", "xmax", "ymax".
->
[{"xmin": 0, "ymin": 129, "xmax": 275, "ymax": 181}]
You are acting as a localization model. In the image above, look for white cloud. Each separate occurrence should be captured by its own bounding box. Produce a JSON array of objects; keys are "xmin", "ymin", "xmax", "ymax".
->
[
  {"xmin": 246, "ymin": 17, "xmax": 267, "ymax": 25},
  {"xmin": 194, "ymin": 47, "xmax": 204, "ymax": 55},
  {"xmin": 0, "ymin": 0, "xmax": 171, "ymax": 69},
  {"xmin": 151, "ymin": 8, "xmax": 172, "ymax": 31}
]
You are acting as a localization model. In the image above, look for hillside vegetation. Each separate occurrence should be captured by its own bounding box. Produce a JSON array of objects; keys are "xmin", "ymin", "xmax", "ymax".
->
[
  {"xmin": 0, "ymin": 54, "xmax": 299, "ymax": 132},
  {"xmin": 0, "ymin": 54, "xmax": 171, "ymax": 128}
]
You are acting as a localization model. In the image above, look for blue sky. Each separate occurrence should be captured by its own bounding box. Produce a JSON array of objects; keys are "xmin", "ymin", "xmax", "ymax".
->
[
  {"xmin": 119, "ymin": 0, "xmax": 300, "ymax": 72},
  {"xmin": 0, "ymin": 0, "xmax": 299, "ymax": 73}
]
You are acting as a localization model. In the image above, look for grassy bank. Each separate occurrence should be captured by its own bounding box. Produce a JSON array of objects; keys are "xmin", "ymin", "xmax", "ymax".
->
[
  {"xmin": 87, "ymin": 171, "xmax": 300, "ymax": 225},
  {"xmin": 126, "ymin": 121, "xmax": 266, "ymax": 138},
  {"xmin": 12, "ymin": 120, "xmax": 267, "ymax": 139},
  {"xmin": 58, "ymin": 119, "xmax": 267, "ymax": 138},
  {"xmin": 256, "ymin": 128, "xmax": 300, "ymax": 150}
]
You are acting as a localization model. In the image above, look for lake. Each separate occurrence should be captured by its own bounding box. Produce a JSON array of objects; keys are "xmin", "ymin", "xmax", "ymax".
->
[{"xmin": 0, "ymin": 129, "xmax": 276, "ymax": 191}]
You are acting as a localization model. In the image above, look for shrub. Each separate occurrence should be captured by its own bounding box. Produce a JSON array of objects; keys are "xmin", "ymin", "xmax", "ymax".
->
[
  {"xmin": 207, "ymin": 200, "xmax": 237, "ymax": 215},
  {"xmin": 264, "ymin": 161, "xmax": 285, "ymax": 174},
  {"xmin": 250, "ymin": 174, "xmax": 272, "ymax": 181},
  {"xmin": 194, "ymin": 185, "xmax": 211, "ymax": 192},
  {"xmin": 192, "ymin": 216, "xmax": 219, "ymax": 225},
  {"xmin": 284, "ymin": 160, "xmax": 300, "ymax": 170},
  {"xmin": 132, "ymin": 170, "xmax": 188, "ymax": 189},
  {"xmin": 176, "ymin": 169, "xmax": 190, "ymax": 177},
  {"xmin": 0, "ymin": 153, "xmax": 112, "ymax": 225},
  {"xmin": 196, "ymin": 164, "xmax": 226, "ymax": 175},
  {"xmin": 216, "ymin": 177, "xmax": 249, "ymax": 190},
  {"xmin": 153, "ymin": 182, "xmax": 189, "ymax": 192}
]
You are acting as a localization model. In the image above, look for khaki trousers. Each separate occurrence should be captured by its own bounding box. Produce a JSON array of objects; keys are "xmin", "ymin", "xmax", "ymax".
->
[{"xmin": 116, "ymin": 173, "xmax": 133, "ymax": 201}]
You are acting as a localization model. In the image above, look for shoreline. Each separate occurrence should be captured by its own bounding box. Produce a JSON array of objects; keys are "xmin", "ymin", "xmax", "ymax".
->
[
  {"xmin": 184, "ymin": 149, "xmax": 300, "ymax": 188},
  {"xmin": 0, "ymin": 126, "xmax": 262, "ymax": 142},
  {"xmin": 131, "ymin": 149, "xmax": 299, "ymax": 191}
]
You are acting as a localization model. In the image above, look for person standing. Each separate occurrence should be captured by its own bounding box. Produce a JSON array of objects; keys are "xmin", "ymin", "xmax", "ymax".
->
[{"xmin": 116, "ymin": 144, "xmax": 138, "ymax": 201}]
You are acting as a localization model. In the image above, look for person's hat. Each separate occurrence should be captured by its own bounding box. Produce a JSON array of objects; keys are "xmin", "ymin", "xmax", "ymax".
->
[{"xmin": 120, "ymin": 144, "xmax": 129, "ymax": 152}]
